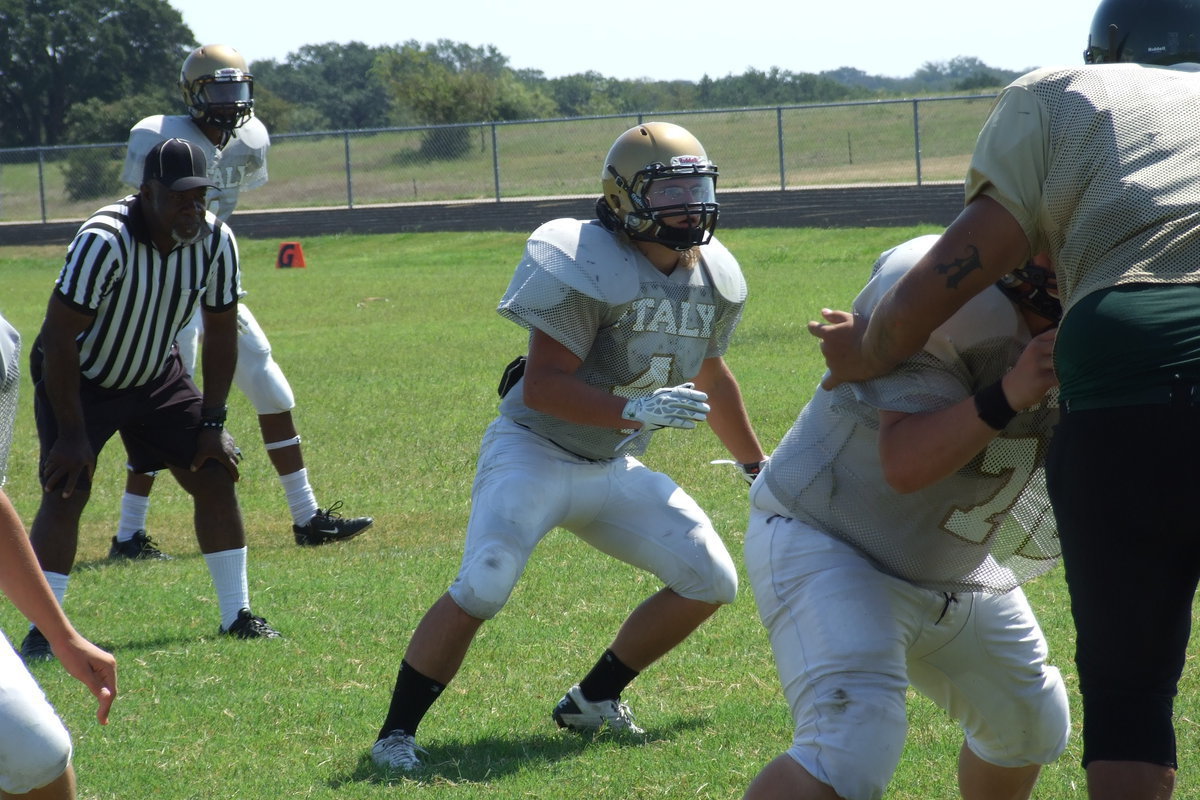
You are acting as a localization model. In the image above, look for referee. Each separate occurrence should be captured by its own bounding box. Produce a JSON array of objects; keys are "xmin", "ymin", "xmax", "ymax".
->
[{"xmin": 20, "ymin": 137, "xmax": 280, "ymax": 661}]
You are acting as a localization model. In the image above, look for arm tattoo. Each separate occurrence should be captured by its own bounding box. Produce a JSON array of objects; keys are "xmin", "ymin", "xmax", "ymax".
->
[{"xmin": 933, "ymin": 246, "xmax": 983, "ymax": 289}]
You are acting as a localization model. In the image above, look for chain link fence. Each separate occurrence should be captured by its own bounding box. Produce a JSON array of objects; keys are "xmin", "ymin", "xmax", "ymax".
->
[{"xmin": 0, "ymin": 95, "xmax": 997, "ymax": 224}]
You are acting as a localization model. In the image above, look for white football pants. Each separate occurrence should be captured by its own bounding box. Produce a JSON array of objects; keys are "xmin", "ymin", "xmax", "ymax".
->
[
  {"xmin": 744, "ymin": 483, "xmax": 1069, "ymax": 800},
  {"xmin": 0, "ymin": 633, "xmax": 72, "ymax": 794},
  {"xmin": 448, "ymin": 416, "xmax": 738, "ymax": 620},
  {"xmin": 176, "ymin": 303, "xmax": 295, "ymax": 415}
]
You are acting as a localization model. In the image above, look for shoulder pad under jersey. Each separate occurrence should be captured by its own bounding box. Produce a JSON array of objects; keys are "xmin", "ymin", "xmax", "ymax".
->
[
  {"xmin": 213, "ymin": 115, "xmax": 270, "ymax": 194},
  {"xmin": 855, "ymin": 234, "xmax": 941, "ymax": 315},
  {"xmin": 867, "ymin": 234, "xmax": 941, "ymax": 280},
  {"xmin": 130, "ymin": 115, "xmax": 214, "ymax": 150},
  {"xmin": 230, "ymin": 115, "xmax": 270, "ymax": 150},
  {"xmin": 129, "ymin": 114, "xmax": 169, "ymax": 137},
  {"xmin": 699, "ymin": 234, "xmax": 747, "ymax": 303},
  {"xmin": 524, "ymin": 218, "xmax": 640, "ymax": 305},
  {"xmin": 857, "ymin": 234, "xmax": 1019, "ymax": 364},
  {"xmin": 123, "ymin": 116, "xmax": 217, "ymax": 188},
  {"xmin": 122, "ymin": 116, "xmax": 170, "ymax": 187}
]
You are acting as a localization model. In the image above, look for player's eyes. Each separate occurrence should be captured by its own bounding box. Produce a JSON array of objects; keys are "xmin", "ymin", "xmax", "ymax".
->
[{"xmin": 648, "ymin": 185, "xmax": 710, "ymax": 204}]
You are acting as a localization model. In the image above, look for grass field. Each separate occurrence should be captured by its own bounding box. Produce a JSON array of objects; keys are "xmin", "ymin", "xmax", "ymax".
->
[{"xmin": 0, "ymin": 228, "xmax": 1196, "ymax": 799}]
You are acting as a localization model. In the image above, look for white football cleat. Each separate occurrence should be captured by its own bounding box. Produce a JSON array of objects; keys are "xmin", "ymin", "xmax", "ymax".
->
[
  {"xmin": 552, "ymin": 685, "xmax": 645, "ymax": 734},
  {"xmin": 371, "ymin": 730, "xmax": 427, "ymax": 771}
]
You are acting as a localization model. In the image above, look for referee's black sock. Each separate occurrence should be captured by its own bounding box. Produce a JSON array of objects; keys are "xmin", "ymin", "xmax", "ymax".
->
[
  {"xmin": 577, "ymin": 649, "xmax": 640, "ymax": 702},
  {"xmin": 378, "ymin": 659, "xmax": 446, "ymax": 740}
]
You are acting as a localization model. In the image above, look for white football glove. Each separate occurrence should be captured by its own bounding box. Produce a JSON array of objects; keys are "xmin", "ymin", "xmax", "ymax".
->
[{"xmin": 621, "ymin": 383, "xmax": 710, "ymax": 431}]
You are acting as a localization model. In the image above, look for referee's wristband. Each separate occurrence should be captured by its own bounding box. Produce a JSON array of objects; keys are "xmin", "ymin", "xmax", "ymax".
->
[
  {"xmin": 974, "ymin": 380, "xmax": 1017, "ymax": 431},
  {"xmin": 200, "ymin": 405, "xmax": 227, "ymax": 430},
  {"xmin": 200, "ymin": 405, "xmax": 227, "ymax": 421}
]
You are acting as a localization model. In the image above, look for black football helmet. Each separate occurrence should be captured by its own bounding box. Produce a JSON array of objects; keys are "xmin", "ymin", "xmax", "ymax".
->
[
  {"xmin": 1084, "ymin": 0, "xmax": 1200, "ymax": 65},
  {"xmin": 180, "ymin": 44, "xmax": 255, "ymax": 131}
]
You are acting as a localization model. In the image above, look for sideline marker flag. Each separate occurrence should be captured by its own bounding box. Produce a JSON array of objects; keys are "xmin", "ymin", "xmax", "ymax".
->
[{"xmin": 276, "ymin": 241, "xmax": 306, "ymax": 268}]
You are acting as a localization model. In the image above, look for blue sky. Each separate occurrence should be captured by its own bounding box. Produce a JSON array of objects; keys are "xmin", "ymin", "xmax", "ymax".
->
[{"xmin": 169, "ymin": 0, "xmax": 1102, "ymax": 81}]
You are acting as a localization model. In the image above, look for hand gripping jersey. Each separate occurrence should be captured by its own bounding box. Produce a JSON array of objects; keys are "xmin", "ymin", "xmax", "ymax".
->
[
  {"xmin": 122, "ymin": 114, "xmax": 269, "ymax": 222},
  {"xmin": 762, "ymin": 235, "xmax": 1060, "ymax": 593},
  {"xmin": 497, "ymin": 218, "xmax": 746, "ymax": 461}
]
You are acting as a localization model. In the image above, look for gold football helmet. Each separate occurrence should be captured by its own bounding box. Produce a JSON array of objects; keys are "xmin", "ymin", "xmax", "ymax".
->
[
  {"xmin": 598, "ymin": 122, "xmax": 719, "ymax": 251},
  {"xmin": 179, "ymin": 44, "xmax": 254, "ymax": 131}
]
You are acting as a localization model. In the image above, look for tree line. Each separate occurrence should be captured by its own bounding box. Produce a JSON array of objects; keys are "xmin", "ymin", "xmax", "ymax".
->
[{"xmin": 0, "ymin": 0, "xmax": 1026, "ymax": 151}]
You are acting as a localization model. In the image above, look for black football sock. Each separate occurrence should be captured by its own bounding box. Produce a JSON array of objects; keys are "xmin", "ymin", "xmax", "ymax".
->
[
  {"xmin": 577, "ymin": 649, "xmax": 640, "ymax": 702},
  {"xmin": 377, "ymin": 659, "xmax": 446, "ymax": 740}
]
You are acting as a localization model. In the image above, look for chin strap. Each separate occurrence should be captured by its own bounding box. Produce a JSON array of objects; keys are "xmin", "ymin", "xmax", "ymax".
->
[{"xmin": 596, "ymin": 196, "xmax": 622, "ymax": 232}]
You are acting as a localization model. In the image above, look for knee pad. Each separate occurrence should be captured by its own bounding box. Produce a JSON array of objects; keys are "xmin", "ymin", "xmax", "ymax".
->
[
  {"xmin": 231, "ymin": 306, "xmax": 295, "ymax": 414},
  {"xmin": 235, "ymin": 355, "xmax": 295, "ymax": 414},
  {"xmin": 449, "ymin": 543, "xmax": 524, "ymax": 620},
  {"xmin": 969, "ymin": 665, "xmax": 1071, "ymax": 768},
  {"xmin": 787, "ymin": 672, "xmax": 908, "ymax": 800},
  {"xmin": 695, "ymin": 550, "xmax": 738, "ymax": 605},
  {"xmin": 669, "ymin": 527, "xmax": 738, "ymax": 606},
  {"xmin": 0, "ymin": 715, "xmax": 71, "ymax": 795},
  {"xmin": 1019, "ymin": 665, "xmax": 1071, "ymax": 764}
]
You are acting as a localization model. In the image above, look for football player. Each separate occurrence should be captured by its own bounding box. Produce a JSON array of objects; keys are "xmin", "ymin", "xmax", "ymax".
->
[
  {"xmin": 810, "ymin": 1, "xmax": 1200, "ymax": 797},
  {"xmin": 116, "ymin": 44, "xmax": 371, "ymax": 556},
  {"xmin": 744, "ymin": 236, "xmax": 1067, "ymax": 800},
  {"xmin": 370, "ymin": 122, "xmax": 766, "ymax": 771},
  {"xmin": 0, "ymin": 310, "xmax": 116, "ymax": 799}
]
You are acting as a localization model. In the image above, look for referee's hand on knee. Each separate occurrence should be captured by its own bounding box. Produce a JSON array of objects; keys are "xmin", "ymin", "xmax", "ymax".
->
[
  {"xmin": 41, "ymin": 436, "xmax": 95, "ymax": 498},
  {"xmin": 191, "ymin": 428, "xmax": 241, "ymax": 481}
]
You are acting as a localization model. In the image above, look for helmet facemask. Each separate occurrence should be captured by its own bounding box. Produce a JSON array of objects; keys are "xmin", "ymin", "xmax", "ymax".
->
[
  {"xmin": 607, "ymin": 159, "xmax": 720, "ymax": 251},
  {"xmin": 997, "ymin": 260, "xmax": 1061, "ymax": 324},
  {"xmin": 186, "ymin": 68, "xmax": 254, "ymax": 132}
]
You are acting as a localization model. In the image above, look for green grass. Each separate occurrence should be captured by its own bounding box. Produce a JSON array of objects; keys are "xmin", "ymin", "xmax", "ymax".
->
[
  {"xmin": 0, "ymin": 228, "xmax": 1194, "ymax": 799},
  {"xmin": 1, "ymin": 97, "xmax": 996, "ymax": 222}
]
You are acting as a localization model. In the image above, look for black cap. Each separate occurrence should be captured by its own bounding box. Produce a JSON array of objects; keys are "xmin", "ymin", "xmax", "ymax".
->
[{"xmin": 143, "ymin": 138, "xmax": 217, "ymax": 191}]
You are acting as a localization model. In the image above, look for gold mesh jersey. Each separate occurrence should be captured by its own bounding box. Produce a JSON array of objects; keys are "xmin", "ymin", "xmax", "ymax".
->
[
  {"xmin": 0, "ymin": 315, "xmax": 20, "ymax": 487},
  {"xmin": 761, "ymin": 236, "xmax": 1060, "ymax": 593},
  {"xmin": 497, "ymin": 218, "xmax": 746, "ymax": 461},
  {"xmin": 966, "ymin": 62, "xmax": 1200, "ymax": 319}
]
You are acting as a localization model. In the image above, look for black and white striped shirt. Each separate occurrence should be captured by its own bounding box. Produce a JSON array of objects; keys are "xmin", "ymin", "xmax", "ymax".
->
[{"xmin": 54, "ymin": 195, "xmax": 241, "ymax": 390}]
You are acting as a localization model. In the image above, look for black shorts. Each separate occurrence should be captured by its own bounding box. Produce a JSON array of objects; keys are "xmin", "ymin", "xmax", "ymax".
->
[{"xmin": 32, "ymin": 345, "xmax": 205, "ymax": 491}]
